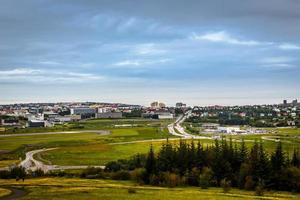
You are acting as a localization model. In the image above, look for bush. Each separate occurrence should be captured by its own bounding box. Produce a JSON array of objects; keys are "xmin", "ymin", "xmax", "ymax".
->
[
  {"xmin": 80, "ymin": 167, "xmax": 104, "ymax": 178},
  {"xmin": 111, "ymin": 170, "xmax": 131, "ymax": 180},
  {"xmin": 244, "ymin": 176, "xmax": 255, "ymax": 190},
  {"xmin": 128, "ymin": 188, "xmax": 137, "ymax": 194},
  {"xmin": 130, "ymin": 168, "xmax": 146, "ymax": 184},
  {"xmin": 221, "ymin": 178, "xmax": 231, "ymax": 193},
  {"xmin": 255, "ymin": 185, "xmax": 264, "ymax": 196},
  {"xmin": 199, "ymin": 167, "xmax": 212, "ymax": 189}
]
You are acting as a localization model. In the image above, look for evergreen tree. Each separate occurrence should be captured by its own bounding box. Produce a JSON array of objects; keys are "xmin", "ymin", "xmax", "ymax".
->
[
  {"xmin": 271, "ymin": 141, "xmax": 285, "ymax": 172},
  {"xmin": 291, "ymin": 148, "xmax": 300, "ymax": 167},
  {"xmin": 145, "ymin": 144, "xmax": 156, "ymax": 182}
]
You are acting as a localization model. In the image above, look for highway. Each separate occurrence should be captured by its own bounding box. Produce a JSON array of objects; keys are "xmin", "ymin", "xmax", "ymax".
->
[{"xmin": 168, "ymin": 110, "xmax": 211, "ymax": 139}]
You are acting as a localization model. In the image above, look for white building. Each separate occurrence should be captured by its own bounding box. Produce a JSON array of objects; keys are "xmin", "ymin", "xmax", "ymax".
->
[{"xmin": 217, "ymin": 126, "xmax": 240, "ymax": 134}]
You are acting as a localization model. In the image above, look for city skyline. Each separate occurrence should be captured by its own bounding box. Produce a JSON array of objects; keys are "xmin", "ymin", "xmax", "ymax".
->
[{"xmin": 0, "ymin": 0, "xmax": 300, "ymax": 105}]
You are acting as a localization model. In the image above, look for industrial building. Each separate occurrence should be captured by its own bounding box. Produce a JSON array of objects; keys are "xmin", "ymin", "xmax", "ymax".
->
[{"xmin": 95, "ymin": 112, "xmax": 122, "ymax": 119}]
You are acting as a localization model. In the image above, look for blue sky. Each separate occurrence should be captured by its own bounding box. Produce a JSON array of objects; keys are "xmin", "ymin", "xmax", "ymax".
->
[{"xmin": 0, "ymin": 0, "xmax": 299, "ymax": 106}]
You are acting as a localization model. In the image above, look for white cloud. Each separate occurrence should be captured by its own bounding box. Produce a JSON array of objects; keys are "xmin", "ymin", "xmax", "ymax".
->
[
  {"xmin": 278, "ymin": 43, "xmax": 300, "ymax": 50},
  {"xmin": 133, "ymin": 43, "xmax": 167, "ymax": 55},
  {"xmin": 259, "ymin": 56, "xmax": 295, "ymax": 69},
  {"xmin": 0, "ymin": 68, "xmax": 104, "ymax": 83},
  {"xmin": 113, "ymin": 59, "xmax": 171, "ymax": 68},
  {"xmin": 0, "ymin": 68, "xmax": 41, "ymax": 75},
  {"xmin": 260, "ymin": 56, "xmax": 294, "ymax": 64},
  {"xmin": 191, "ymin": 31, "xmax": 272, "ymax": 46}
]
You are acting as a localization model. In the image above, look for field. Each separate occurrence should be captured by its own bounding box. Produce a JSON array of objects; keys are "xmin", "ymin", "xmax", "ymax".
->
[
  {"xmin": 0, "ymin": 177, "xmax": 299, "ymax": 200},
  {"xmin": 2, "ymin": 118, "xmax": 172, "ymax": 134},
  {"xmin": 1, "ymin": 119, "xmax": 300, "ymax": 167},
  {"xmin": 0, "ymin": 118, "xmax": 300, "ymax": 199}
]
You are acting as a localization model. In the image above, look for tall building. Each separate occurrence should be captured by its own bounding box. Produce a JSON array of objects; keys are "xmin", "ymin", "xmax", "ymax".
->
[
  {"xmin": 283, "ymin": 100, "xmax": 287, "ymax": 105},
  {"xmin": 176, "ymin": 102, "xmax": 187, "ymax": 108},
  {"xmin": 150, "ymin": 101, "xmax": 166, "ymax": 108},
  {"xmin": 292, "ymin": 99, "xmax": 298, "ymax": 106}
]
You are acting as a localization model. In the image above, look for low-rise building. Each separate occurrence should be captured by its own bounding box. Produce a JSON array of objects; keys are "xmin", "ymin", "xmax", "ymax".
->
[
  {"xmin": 95, "ymin": 112, "xmax": 122, "ymax": 119},
  {"xmin": 27, "ymin": 120, "xmax": 45, "ymax": 128}
]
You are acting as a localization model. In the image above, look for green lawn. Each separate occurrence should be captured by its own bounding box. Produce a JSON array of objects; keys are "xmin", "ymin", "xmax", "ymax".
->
[
  {"xmin": 0, "ymin": 188, "xmax": 11, "ymax": 198},
  {"xmin": 2, "ymin": 118, "xmax": 172, "ymax": 134},
  {"xmin": 0, "ymin": 178, "xmax": 298, "ymax": 200}
]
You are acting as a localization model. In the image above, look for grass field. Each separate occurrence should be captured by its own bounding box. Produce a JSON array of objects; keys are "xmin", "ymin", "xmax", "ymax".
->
[
  {"xmin": 2, "ymin": 118, "xmax": 172, "ymax": 134},
  {"xmin": 0, "ymin": 117, "xmax": 299, "ymax": 168},
  {"xmin": 0, "ymin": 178, "xmax": 299, "ymax": 200},
  {"xmin": 0, "ymin": 187, "xmax": 11, "ymax": 198}
]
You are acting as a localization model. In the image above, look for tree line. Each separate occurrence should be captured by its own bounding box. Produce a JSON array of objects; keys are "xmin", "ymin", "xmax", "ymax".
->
[{"xmin": 105, "ymin": 138, "xmax": 300, "ymax": 192}]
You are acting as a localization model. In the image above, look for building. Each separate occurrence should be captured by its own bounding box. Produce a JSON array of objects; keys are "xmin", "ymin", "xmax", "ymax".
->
[
  {"xmin": 283, "ymin": 100, "xmax": 287, "ymax": 105},
  {"xmin": 95, "ymin": 112, "xmax": 122, "ymax": 119},
  {"xmin": 70, "ymin": 107, "xmax": 96, "ymax": 115},
  {"xmin": 1, "ymin": 119, "xmax": 19, "ymax": 126},
  {"xmin": 217, "ymin": 126, "xmax": 240, "ymax": 134},
  {"xmin": 292, "ymin": 99, "xmax": 298, "ymax": 106},
  {"xmin": 27, "ymin": 120, "xmax": 45, "ymax": 128},
  {"xmin": 157, "ymin": 112, "xmax": 173, "ymax": 119},
  {"xmin": 150, "ymin": 101, "xmax": 166, "ymax": 109},
  {"xmin": 176, "ymin": 102, "xmax": 187, "ymax": 108}
]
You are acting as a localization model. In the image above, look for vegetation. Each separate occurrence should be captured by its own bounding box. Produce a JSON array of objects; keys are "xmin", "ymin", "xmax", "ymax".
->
[
  {"xmin": 104, "ymin": 139, "xmax": 300, "ymax": 192},
  {"xmin": 0, "ymin": 177, "xmax": 299, "ymax": 200}
]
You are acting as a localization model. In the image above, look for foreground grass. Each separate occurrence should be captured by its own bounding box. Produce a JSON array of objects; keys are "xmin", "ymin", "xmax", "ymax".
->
[
  {"xmin": 0, "ymin": 178, "xmax": 298, "ymax": 200},
  {"xmin": 0, "ymin": 188, "xmax": 11, "ymax": 198}
]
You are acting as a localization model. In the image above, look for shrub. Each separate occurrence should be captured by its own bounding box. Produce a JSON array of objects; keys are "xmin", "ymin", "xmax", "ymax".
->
[
  {"xmin": 244, "ymin": 176, "xmax": 255, "ymax": 190},
  {"xmin": 221, "ymin": 178, "xmax": 231, "ymax": 193},
  {"xmin": 255, "ymin": 185, "xmax": 264, "ymax": 196},
  {"xmin": 199, "ymin": 167, "xmax": 212, "ymax": 189},
  {"xmin": 80, "ymin": 167, "xmax": 104, "ymax": 178},
  {"xmin": 128, "ymin": 188, "xmax": 137, "ymax": 194},
  {"xmin": 130, "ymin": 168, "xmax": 146, "ymax": 184},
  {"xmin": 111, "ymin": 170, "xmax": 131, "ymax": 180}
]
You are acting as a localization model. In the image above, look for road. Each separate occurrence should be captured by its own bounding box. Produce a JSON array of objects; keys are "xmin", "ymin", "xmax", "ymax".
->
[
  {"xmin": 18, "ymin": 148, "xmax": 105, "ymax": 173},
  {"xmin": 168, "ymin": 110, "xmax": 211, "ymax": 139}
]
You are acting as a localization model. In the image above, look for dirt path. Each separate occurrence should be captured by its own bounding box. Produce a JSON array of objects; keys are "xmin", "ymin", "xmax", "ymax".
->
[{"xmin": 0, "ymin": 187, "xmax": 27, "ymax": 200}]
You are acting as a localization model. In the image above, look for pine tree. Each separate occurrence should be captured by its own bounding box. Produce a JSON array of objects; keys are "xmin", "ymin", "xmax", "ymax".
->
[
  {"xmin": 291, "ymin": 148, "xmax": 300, "ymax": 167},
  {"xmin": 271, "ymin": 141, "xmax": 285, "ymax": 172},
  {"xmin": 145, "ymin": 144, "xmax": 156, "ymax": 176}
]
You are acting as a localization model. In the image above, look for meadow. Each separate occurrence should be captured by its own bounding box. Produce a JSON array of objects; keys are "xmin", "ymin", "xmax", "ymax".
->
[
  {"xmin": 0, "ymin": 177, "xmax": 299, "ymax": 200},
  {"xmin": 1, "ymin": 118, "xmax": 300, "ymax": 167}
]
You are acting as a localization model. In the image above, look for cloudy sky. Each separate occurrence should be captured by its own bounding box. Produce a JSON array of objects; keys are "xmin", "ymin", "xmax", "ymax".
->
[{"xmin": 0, "ymin": 0, "xmax": 299, "ymax": 106}]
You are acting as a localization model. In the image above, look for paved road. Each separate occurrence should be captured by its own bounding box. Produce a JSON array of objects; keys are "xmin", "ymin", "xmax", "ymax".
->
[
  {"xmin": 0, "ymin": 130, "xmax": 111, "ymax": 138},
  {"xmin": 19, "ymin": 148, "xmax": 105, "ymax": 173},
  {"xmin": 168, "ymin": 110, "xmax": 211, "ymax": 139}
]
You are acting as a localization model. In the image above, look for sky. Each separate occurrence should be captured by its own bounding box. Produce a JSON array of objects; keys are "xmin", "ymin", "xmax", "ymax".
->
[{"xmin": 0, "ymin": 0, "xmax": 299, "ymax": 106}]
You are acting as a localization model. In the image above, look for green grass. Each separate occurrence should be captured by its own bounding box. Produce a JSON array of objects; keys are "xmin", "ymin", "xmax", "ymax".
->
[
  {"xmin": 0, "ymin": 188, "xmax": 11, "ymax": 198},
  {"xmin": 0, "ymin": 178, "xmax": 298, "ymax": 200},
  {"xmin": 2, "ymin": 118, "xmax": 172, "ymax": 134},
  {"xmin": 0, "ymin": 127, "xmax": 172, "ymax": 152}
]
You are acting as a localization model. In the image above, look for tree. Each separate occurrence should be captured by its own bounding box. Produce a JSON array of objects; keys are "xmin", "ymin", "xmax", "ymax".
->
[
  {"xmin": 145, "ymin": 144, "xmax": 156, "ymax": 183},
  {"xmin": 291, "ymin": 148, "xmax": 300, "ymax": 167},
  {"xmin": 199, "ymin": 167, "xmax": 212, "ymax": 189}
]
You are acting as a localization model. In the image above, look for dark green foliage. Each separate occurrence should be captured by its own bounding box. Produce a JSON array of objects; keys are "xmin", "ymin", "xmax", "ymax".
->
[
  {"xmin": 220, "ymin": 178, "xmax": 231, "ymax": 193},
  {"xmin": 105, "ymin": 139, "xmax": 300, "ymax": 192}
]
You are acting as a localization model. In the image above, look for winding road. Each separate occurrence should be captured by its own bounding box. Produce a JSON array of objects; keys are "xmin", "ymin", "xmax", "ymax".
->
[{"xmin": 19, "ymin": 148, "xmax": 105, "ymax": 173}]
